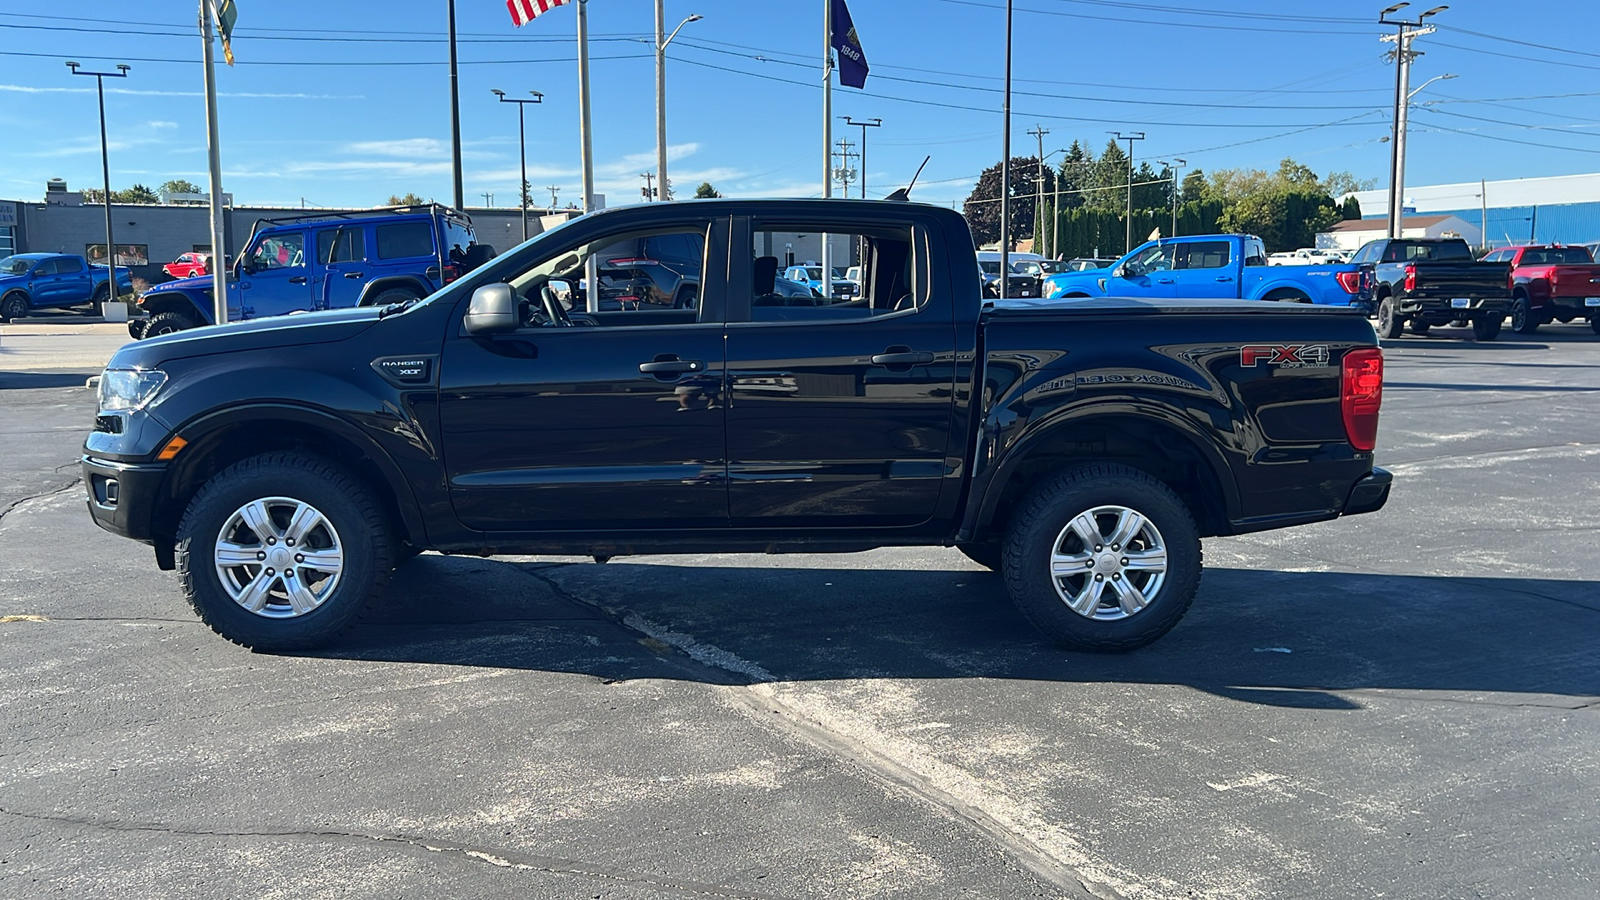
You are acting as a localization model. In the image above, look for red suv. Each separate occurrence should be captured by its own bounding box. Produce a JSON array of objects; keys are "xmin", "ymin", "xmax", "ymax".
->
[{"xmin": 162, "ymin": 252, "xmax": 210, "ymax": 279}]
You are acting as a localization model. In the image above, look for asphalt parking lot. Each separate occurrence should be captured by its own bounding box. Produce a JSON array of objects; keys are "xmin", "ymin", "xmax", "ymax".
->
[{"xmin": 2, "ymin": 320, "xmax": 1597, "ymax": 899}]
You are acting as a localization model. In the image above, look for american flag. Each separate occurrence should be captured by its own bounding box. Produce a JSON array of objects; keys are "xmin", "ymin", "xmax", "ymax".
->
[{"xmin": 507, "ymin": 0, "xmax": 568, "ymax": 27}]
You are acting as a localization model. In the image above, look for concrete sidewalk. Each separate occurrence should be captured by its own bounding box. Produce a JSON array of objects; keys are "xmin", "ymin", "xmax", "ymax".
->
[{"xmin": 0, "ymin": 322, "xmax": 131, "ymax": 373}]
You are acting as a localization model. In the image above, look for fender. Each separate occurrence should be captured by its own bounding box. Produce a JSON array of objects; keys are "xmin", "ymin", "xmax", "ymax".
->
[
  {"xmin": 138, "ymin": 285, "xmax": 216, "ymax": 325},
  {"xmin": 358, "ymin": 275, "xmax": 433, "ymax": 306},
  {"xmin": 962, "ymin": 397, "xmax": 1243, "ymax": 540},
  {"xmin": 167, "ymin": 402, "xmax": 431, "ymax": 547},
  {"xmin": 1247, "ymin": 275, "xmax": 1316, "ymax": 300}
]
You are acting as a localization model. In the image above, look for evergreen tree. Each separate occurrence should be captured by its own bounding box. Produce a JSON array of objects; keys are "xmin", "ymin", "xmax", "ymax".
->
[
  {"xmin": 158, "ymin": 179, "xmax": 203, "ymax": 195},
  {"xmin": 1341, "ymin": 196, "xmax": 1362, "ymax": 220},
  {"xmin": 693, "ymin": 182, "xmax": 721, "ymax": 199}
]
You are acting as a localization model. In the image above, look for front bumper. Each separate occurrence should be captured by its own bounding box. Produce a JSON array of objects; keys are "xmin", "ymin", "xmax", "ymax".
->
[
  {"xmin": 1343, "ymin": 466, "xmax": 1392, "ymax": 516},
  {"xmin": 82, "ymin": 455, "xmax": 167, "ymax": 543}
]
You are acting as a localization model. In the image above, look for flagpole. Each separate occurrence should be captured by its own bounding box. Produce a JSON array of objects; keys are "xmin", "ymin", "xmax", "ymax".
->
[
  {"xmin": 201, "ymin": 1, "xmax": 228, "ymax": 325},
  {"xmin": 820, "ymin": 0, "xmax": 833, "ymax": 301}
]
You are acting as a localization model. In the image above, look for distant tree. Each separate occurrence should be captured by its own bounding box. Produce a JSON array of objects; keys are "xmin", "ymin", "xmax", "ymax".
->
[
  {"xmin": 386, "ymin": 192, "xmax": 429, "ymax": 206},
  {"xmin": 84, "ymin": 184, "xmax": 159, "ymax": 204},
  {"xmin": 1323, "ymin": 171, "xmax": 1377, "ymax": 198},
  {"xmin": 693, "ymin": 182, "xmax": 721, "ymax": 199},
  {"xmin": 520, "ymin": 180, "xmax": 533, "ymax": 209},
  {"xmin": 1086, "ymin": 138, "xmax": 1130, "ymax": 214},
  {"xmin": 1179, "ymin": 169, "xmax": 1207, "ymax": 204},
  {"xmin": 159, "ymin": 179, "xmax": 204, "ymax": 195},
  {"xmin": 962, "ymin": 157, "xmax": 1052, "ymax": 247},
  {"xmin": 1341, "ymin": 196, "xmax": 1363, "ymax": 221}
]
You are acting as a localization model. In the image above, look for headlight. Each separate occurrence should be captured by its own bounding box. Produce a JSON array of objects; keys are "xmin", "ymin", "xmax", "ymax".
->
[
  {"xmin": 98, "ymin": 368, "xmax": 167, "ymax": 413},
  {"xmin": 1044, "ymin": 281, "xmax": 1063, "ymax": 299}
]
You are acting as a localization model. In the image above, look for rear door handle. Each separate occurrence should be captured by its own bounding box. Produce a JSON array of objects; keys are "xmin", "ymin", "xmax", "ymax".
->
[
  {"xmin": 870, "ymin": 350, "xmax": 935, "ymax": 367},
  {"xmin": 343, "ymin": 272, "xmax": 365, "ymax": 279},
  {"xmin": 639, "ymin": 358, "xmax": 705, "ymax": 375},
  {"xmin": 288, "ymin": 276, "xmax": 307, "ymax": 285}
]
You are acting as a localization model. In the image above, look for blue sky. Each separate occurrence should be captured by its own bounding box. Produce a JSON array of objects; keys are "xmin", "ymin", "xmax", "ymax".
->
[{"xmin": 5, "ymin": 1, "xmax": 1600, "ymax": 210}]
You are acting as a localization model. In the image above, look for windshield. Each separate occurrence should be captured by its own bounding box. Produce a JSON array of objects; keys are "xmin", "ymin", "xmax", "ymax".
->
[
  {"xmin": 0, "ymin": 256, "xmax": 32, "ymax": 275},
  {"xmin": 803, "ymin": 267, "xmax": 823, "ymax": 280},
  {"xmin": 978, "ymin": 261, "xmax": 1001, "ymax": 275}
]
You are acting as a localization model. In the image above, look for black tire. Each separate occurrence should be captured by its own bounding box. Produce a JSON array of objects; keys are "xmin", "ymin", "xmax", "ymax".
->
[
  {"xmin": 89, "ymin": 283, "xmax": 109, "ymax": 317},
  {"xmin": 1590, "ymin": 317, "xmax": 1600, "ymax": 335},
  {"xmin": 1511, "ymin": 296, "xmax": 1539, "ymax": 334},
  {"xmin": 361, "ymin": 287, "xmax": 418, "ymax": 308},
  {"xmin": 674, "ymin": 285, "xmax": 700, "ymax": 309},
  {"xmin": 142, "ymin": 311, "xmax": 197, "ymax": 338},
  {"xmin": 1002, "ymin": 464, "xmax": 1202, "ymax": 652},
  {"xmin": 1376, "ymin": 296, "xmax": 1404, "ymax": 339},
  {"xmin": 1407, "ymin": 320, "xmax": 1431, "ymax": 335},
  {"xmin": 0, "ymin": 292, "xmax": 27, "ymax": 323},
  {"xmin": 175, "ymin": 452, "xmax": 394, "ymax": 650},
  {"xmin": 1472, "ymin": 315, "xmax": 1503, "ymax": 341},
  {"xmin": 127, "ymin": 318, "xmax": 150, "ymax": 340},
  {"xmin": 957, "ymin": 543, "xmax": 1003, "ymax": 571}
]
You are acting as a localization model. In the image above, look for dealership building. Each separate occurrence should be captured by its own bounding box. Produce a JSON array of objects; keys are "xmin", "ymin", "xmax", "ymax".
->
[{"xmin": 1340, "ymin": 171, "xmax": 1600, "ymax": 250}]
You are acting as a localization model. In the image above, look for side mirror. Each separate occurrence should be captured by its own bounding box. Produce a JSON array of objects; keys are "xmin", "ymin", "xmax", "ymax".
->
[
  {"xmin": 463, "ymin": 283, "xmax": 518, "ymax": 335},
  {"xmin": 1113, "ymin": 264, "xmax": 1129, "ymax": 278}
]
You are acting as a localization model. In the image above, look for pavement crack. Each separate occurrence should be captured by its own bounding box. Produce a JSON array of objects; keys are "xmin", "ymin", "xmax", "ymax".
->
[
  {"xmin": 0, "ymin": 806, "xmax": 795, "ymax": 899},
  {"xmin": 0, "ymin": 478, "xmax": 81, "ymax": 528}
]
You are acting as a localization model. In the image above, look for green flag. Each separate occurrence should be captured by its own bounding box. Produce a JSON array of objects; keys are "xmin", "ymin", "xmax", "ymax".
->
[{"xmin": 211, "ymin": 0, "xmax": 237, "ymax": 66}]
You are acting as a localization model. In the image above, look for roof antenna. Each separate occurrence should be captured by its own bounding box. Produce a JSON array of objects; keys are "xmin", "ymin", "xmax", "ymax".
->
[{"xmin": 884, "ymin": 156, "xmax": 930, "ymax": 202}]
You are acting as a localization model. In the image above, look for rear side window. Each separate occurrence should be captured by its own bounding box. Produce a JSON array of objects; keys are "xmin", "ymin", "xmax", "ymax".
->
[
  {"xmin": 376, "ymin": 222, "xmax": 435, "ymax": 260},
  {"xmin": 56, "ymin": 257, "xmax": 84, "ymax": 274},
  {"xmin": 748, "ymin": 224, "xmax": 919, "ymax": 321},
  {"xmin": 318, "ymin": 227, "xmax": 367, "ymax": 264},
  {"xmin": 1174, "ymin": 241, "xmax": 1230, "ymax": 270},
  {"xmin": 443, "ymin": 217, "xmax": 475, "ymax": 256}
]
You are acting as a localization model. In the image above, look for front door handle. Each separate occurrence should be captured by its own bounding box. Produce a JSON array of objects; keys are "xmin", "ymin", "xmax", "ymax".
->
[
  {"xmin": 870, "ymin": 349, "xmax": 935, "ymax": 367},
  {"xmin": 1215, "ymin": 276, "xmax": 1235, "ymax": 283},
  {"xmin": 343, "ymin": 272, "xmax": 365, "ymax": 279},
  {"xmin": 1156, "ymin": 278, "xmax": 1176, "ymax": 285},
  {"xmin": 639, "ymin": 357, "xmax": 705, "ymax": 376},
  {"xmin": 288, "ymin": 276, "xmax": 307, "ymax": 285}
]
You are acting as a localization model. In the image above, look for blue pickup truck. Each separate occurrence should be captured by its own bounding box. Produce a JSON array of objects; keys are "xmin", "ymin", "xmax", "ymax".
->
[
  {"xmin": 1042, "ymin": 234, "xmax": 1368, "ymax": 309},
  {"xmin": 133, "ymin": 205, "xmax": 491, "ymax": 338},
  {"xmin": 0, "ymin": 253, "xmax": 132, "ymax": 322}
]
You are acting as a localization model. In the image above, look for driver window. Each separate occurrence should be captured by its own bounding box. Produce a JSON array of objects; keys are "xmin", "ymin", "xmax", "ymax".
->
[
  {"xmin": 501, "ymin": 224, "xmax": 707, "ymax": 328},
  {"xmin": 251, "ymin": 233, "xmax": 305, "ymax": 271},
  {"xmin": 1127, "ymin": 244, "xmax": 1173, "ymax": 275}
]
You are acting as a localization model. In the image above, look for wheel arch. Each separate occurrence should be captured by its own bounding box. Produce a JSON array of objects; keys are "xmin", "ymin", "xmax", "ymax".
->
[
  {"xmin": 150, "ymin": 405, "xmax": 428, "ymax": 563},
  {"xmin": 968, "ymin": 412, "xmax": 1239, "ymax": 542},
  {"xmin": 139, "ymin": 290, "xmax": 209, "ymax": 322},
  {"xmin": 1, "ymin": 287, "xmax": 31, "ymax": 307},
  {"xmin": 357, "ymin": 275, "xmax": 432, "ymax": 306}
]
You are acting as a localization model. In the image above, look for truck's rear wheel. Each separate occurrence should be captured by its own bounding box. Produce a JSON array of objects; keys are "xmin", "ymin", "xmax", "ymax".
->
[
  {"xmin": 175, "ymin": 452, "xmax": 394, "ymax": 650},
  {"xmin": 1376, "ymin": 296, "xmax": 1403, "ymax": 339},
  {"xmin": 1472, "ymin": 315, "xmax": 1503, "ymax": 341},
  {"xmin": 90, "ymin": 283, "xmax": 109, "ymax": 316},
  {"xmin": 1511, "ymin": 296, "xmax": 1539, "ymax": 334},
  {"xmin": 1002, "ymin": 464, "xmax": 1201, "ymax": 652},
  {"xmin": 143, "ymin": 311, "xmax": 197, "ymax": 337},
  {"xmin": 362, "ymin": 287, "xmax": 418, "ymax": 308},
  {"xmin": 1591, "ymin": 317, "xmax": 1600, "ymax": 335}
]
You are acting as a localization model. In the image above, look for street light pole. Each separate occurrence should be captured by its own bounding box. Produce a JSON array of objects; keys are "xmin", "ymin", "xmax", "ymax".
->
[
  {"xmin": 67, "ymin": 61, "xmax": 129, "ymax": 301},
  {"xmin": 1028, "ymin": 124, "xmax": 1049, "ymax": 257},
  {"xmin": 492, "ymin": 89, "xmax": 543, "ymax": 242},
  {"xmin": 1110, "ymin": 131, "xmax": 1145, "ymax": 254},
  {"xmin": 841, "ymin": 117, "xmax": 881, "ymax": 198},
  {"xmin": 1159, "ymin": 157, "xmax": 1185, "ymax": 239},
  {"xmin": 1380, "ymin": 3, "xmax": 1447, "ymax": 239},
  {"xmin": 447, "ymin": 0, "xmax": 464, "ymax": 210},
  {"xmin": 656, "ymin": 6, "xmax": 702, "ymax": 202}
]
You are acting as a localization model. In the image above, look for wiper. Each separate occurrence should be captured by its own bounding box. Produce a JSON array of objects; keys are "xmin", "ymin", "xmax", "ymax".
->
[{"xmin": 376, "ymin": 297, "xmax": 419, "ymax": 319}]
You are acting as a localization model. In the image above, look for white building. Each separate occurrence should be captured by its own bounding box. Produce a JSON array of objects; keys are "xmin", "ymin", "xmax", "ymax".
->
[{"xmin": 1318, "ymin": 214, "xmax": 1481, "ymax": 252}]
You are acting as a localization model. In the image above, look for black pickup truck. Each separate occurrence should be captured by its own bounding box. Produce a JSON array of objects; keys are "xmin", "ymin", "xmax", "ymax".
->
[
  {"xmin": 1355, "ymin": 237, "xmax": 1512, "ymax": 340},
  {"xmin": 82, "ymin": 199, "xmax": 1391, "ymax": 654}
]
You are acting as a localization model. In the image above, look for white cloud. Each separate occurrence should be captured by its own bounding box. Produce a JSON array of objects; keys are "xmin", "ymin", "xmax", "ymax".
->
[
  {"xmin": 342, "ymin": 138, "xmax": 451, "ymax": 159},
  {"xmin": 148, "ymin": 121, "xmax": 179, "ymax": 129}
]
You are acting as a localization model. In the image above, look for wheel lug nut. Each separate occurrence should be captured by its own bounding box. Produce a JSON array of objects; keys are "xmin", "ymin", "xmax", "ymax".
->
[
  {"xmin": 1094, "ymin": 545, "xmax": 1103, "ymax": 552},
  {"xmin": 295, "ymin": 554, "xmax": 304, "ymax": 563},
  {"xmin": 1121, "ymin": 558, "xmax": 1129, "ymax": 566},
  {"xmin": 1085, "ymin": 560, "xmax": 1094, "ymax": 568},
  {"xmin": 256, "ymin": 552, "xmax": 267, "ymax": 561},
  {"xmin": 266, "ymin": 537, "xmax": 276, "ymax": 545},
  {"xmin": 286, "ymin": 538, "xmax": 295, "ymax": 547},
  {"xmin": 1112, "ymin": 543, "xmax": 1120, "ymax": 552},
  {"xmin": 265, "ymin": 567, "xmax": 274, "ymax": 576},
  {"xmin": 1112, "ymin": 573, "xmax": 1120, "ymax": 580},
  {"xmin": 1095, "ymin": 574, "xmax": 1103, "ymax": 581}
]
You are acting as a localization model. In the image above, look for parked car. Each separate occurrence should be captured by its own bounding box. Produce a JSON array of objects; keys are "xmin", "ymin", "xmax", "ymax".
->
[
  {"xmin": 783, "ymin": 264, "xmax": 857, "ymax": 299},
  {"xmin": 0, "ymin": 252, "xmax": 132, "ymax": 322},
  {"xmin": 131, "ymin": 204, "xmax": 492, "ymax": 338},
  {"xmin": 1042, "ymin": 235, "xmax": 1368, "ymax": 309},
  {"xmin": 83, "ymin": 198, "xmax": 1390, "ymax": 655},
  {"xmin": 1064, "ymin": 257, "xmax": 1117, "ymax": 272},
  {"xmin": 162, "ymin": 252, "xmax": 210, "ymax": 280},
  {"xmin": 1356, "ymin": 237, "xmax": 1512, "ymax": 340},
  {"xmin": 1484, "ymin": 244, "xmax": 1600, "ymax": 335},
  {"xmin": 577, "ymin": 230, "xmax": 702, "ymax": 311},
  {"xmin": 976, "ymin": 251, "xmax": 1040, "ymax": 299}
]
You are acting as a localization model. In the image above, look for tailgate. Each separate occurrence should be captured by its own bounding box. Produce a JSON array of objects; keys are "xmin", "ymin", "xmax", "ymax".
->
[
  {"xmin": 1548, "ymin": 265, "xmax": 1600, "ymax": 297},
  {"xmin": 1413, "ymin": 262, "xmax": 1510, "ymax": 297}
]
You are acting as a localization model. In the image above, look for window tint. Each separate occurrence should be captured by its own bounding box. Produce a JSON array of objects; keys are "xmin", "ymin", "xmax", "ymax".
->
[
  {"xmin": 31, "ymin": 258, "xmax": 58, "ymax": 275},
  {"xmin": 1522, "ymin": 247, "xmax": 1593, "ymax": 265},
  {"xmin": 1174, "ymin": 241, "xmax": 1231, "ymax": 270},
  {"xmin": 500, "ymin": 225, "xmax": 708, "ymax": 327},
  {"xmin": 251, "ymin": 233, "xmax": 305, "ymax": 270},
  {"xmin": 442, "ymin": 217, "xmax": 475, "ymax": 257},
  {"xmin": 1126, "ymin": 244, "xmax": 1174, "ymax": 275},
  {"xmin": 1385, "ymin": 240, "xmax": 1473, "ymax": 262},
  {"xmin": 318, "ymin": 227, "xmax": 366, "ymax": 264},
  {"xmin": 57, "ymin": 257, "xmax": 84, "ymax": 274},
  {"xmin": 376, "ymin": 221, "xmax": 434, "ymax": 259},
  {"xmin": 749, "ymin": 225, "xmax": 917, "ymax": 321}
]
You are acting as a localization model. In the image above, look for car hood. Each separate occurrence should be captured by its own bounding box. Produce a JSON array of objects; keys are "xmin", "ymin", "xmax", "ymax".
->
[
  {"xmin": 143, "ymin": 274, "xmax": 212, "ymax": 295},
  {"xmin": 107, "ymin": 306, "xmax": 384, "ymax": 369},
  {"xmin": 0, "ymin": 271, "xmax": 31, "ymax": 288}
]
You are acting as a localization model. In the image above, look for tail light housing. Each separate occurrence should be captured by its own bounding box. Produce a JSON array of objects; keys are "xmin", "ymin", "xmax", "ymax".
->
[
  {"xmin": 1335, "ymin": 270, "xmax": 1361, "ymax": 294},
  {"xmin": 1341, "ymin": 348, "xmax": 1384, "ymax": 452},
  {"xmin": 1402, "ymin": 265, "xmax": 1416, "ymax": 293},
  {"xmin": 441, "ymin": 263, "xmax": 463, "ymax": 284}
]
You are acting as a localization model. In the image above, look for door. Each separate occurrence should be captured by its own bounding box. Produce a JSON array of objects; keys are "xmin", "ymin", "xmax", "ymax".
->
[
  {"xmin": 724, "ymin": 219, "xmax": 957, "ymax": 528},
  {"xmin": 28, "ymin": 258, "xmax": 63, "ymax": 306},
  {"xmin": 237, "ymin": 230, "xmax": 313, "ymax": 318},
  {"xmin": 1168, "ymin": 239, "xmax": 1238, "ymax": 299},
  {"xmin": 1103, "ymin": 242, "xmax": 1177, "ymax": 298},
  {"xmin": 438, "ymin": 217, "xmax": 729, "ymax": 532},
  {"xmin": 315, "ymin": 225, "xmax": 369, "ymax": 309},
  {"xmin": 54, "ymin": 256, "xmax": 93, "ymax": 305}
]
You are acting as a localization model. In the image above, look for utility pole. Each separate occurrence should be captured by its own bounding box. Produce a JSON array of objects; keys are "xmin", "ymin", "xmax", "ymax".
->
[
  {"xmin": 821, "ymin": 0, "xmax": 833, "ymax": 299},
  {"xmin": 1159, "ymin": 157, "xmax": 1185, "ymax": 239},
  {"xmin": 1480, "ymin": 178, "xmax": 1488, "ymax": 251},
  {"xmin": 1028, "ymin": 124, "xmax": 1049, "ymax": 255},
  {"xmin": 1109, "ymin": 131, "xmax": 1145, "ymax": 254},
  {"xmin": 1380, "ymin": 2, "xmax": 1446, "ymax": 240},
  {"xmin": 832, "ymin": 137, "xmax": 858, "ymax": 197},
  {"xmin": 492, "ymin": 89, "xmax": 543, "ymax": 241},
  {"xmin": 656, "ymin": 5, "xmax": 702, "ymax": 202},
  {"xmin": 447, "ymin": 0, "xmax": 464, "ymax": 210},
  {"xmin": 480, "ymin": 192, "xmax": 494, "ymax": 207},
  {"xmin": 66, "ymin": 60, "xmax": 129, "ymax": 309},
  {"xmin": 1000, "ymin": 0, "xmax": 1014, "ymax": 295},
  {"xmin": 640, "ymin": 172, "xmax": 657, "ymax": 201},
  {"xmin": 841, "ymin": 117, "xmax": 881, "ymax": 198},
  {"xmin": 547, "ymin": 185, "xmax": 561, "ymax": 208}
]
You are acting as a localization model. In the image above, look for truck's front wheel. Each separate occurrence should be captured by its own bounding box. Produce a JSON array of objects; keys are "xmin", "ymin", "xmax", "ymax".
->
[
  {"xmin": 1376, "ymin": 296, "xmax": 1404, "ymax": 339},
  {"xmin": 0, "ymin": 293, "xmax": 27, "ymax": 323},
  {"xmin": 143, "ymin": 311, "xmax": 198, "ymax": 337},
  {"xmin": 1002, "ymin": 464, "xmax": 1201, "ymax": 652},
  {"xmin": 175, "ymin": 453, "xmax": 394, "ymax": 650}
]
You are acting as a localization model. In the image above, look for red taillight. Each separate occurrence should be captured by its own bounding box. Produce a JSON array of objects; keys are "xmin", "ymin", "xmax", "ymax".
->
[
  {"xmin": 442, "ymin": 263, "xmax": 462, "ymax": 284},
  {"xmin": 1547, "ymin": 268, "xmax": 1557, "ymax": 288},
  {"xmin": 1336, "ymin": 270, "xmax": 1361, "ymax": 294},
  {"xmin": 1403, "ymin": 265, "xmax": 1416, "ymax": 293},
  {"xmin": 1341, "ymin": 348, "xmax": 1384, "ymax": 453}
]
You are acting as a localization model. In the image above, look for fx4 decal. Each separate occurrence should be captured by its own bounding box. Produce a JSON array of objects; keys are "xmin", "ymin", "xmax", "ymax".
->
[{"xmin": 1240, "ymin": 344, "xmax": 1332, "ymax": 368}]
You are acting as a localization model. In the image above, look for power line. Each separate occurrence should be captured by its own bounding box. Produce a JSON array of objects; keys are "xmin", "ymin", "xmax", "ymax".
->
[
  {"xmin": 930, "ymin": 0, "xmax": 1373, "ymax": 35},
  {"xmin": 1434, "ymin": 23, "xmax": 1600, "ymax": 61},
  {"xmin": 0, "ymin": 49, "xmax": 651, "ymax": 68},
  {"xmin": 1410, "ymin": 111, "xmax": 1600, "ymax": 155},
  {"xmin": 1429, "ymin": 40, "xmax": 1600, "ymax": 74}
]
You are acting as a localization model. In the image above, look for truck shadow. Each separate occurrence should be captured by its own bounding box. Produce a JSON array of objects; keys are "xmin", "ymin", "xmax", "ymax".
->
[
  {"xmin": 0, "ymin": 372, "xmax": 96, "ymax": 390},
  {"xmin": 306, "ymin": 554, "xmax": 1600, "ymax": 710}
]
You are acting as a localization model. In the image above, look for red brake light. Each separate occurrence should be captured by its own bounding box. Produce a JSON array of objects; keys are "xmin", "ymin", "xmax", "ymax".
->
[
  {"xmin": 1403, "ymin": 265, "xmax": 1416, "ymax": 293},
  {"xmin": 1341, "ymin": 348, "xmax": 1383, "ymax": 453},
  {"xmin": 442, "ymin": 263, "xmax": 462, "ymax": 284},
  {"xmin": 1336, "ymin": 270, "xmax": 1361, "ymax": 294}
]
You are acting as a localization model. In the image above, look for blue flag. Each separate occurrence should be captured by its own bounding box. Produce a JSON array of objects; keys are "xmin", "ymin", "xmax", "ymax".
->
[{"xmin": 830, "ymin": 0, "xmax": 869, "ymax": 89}]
